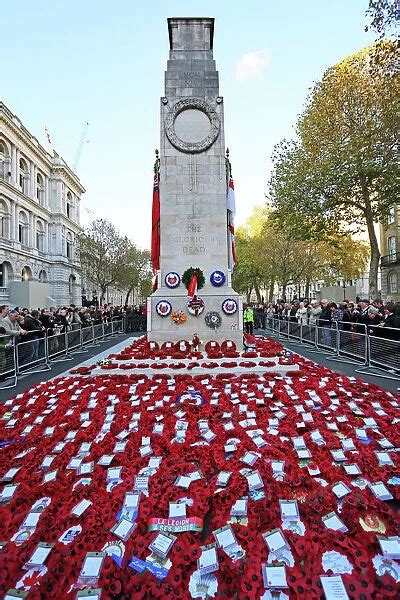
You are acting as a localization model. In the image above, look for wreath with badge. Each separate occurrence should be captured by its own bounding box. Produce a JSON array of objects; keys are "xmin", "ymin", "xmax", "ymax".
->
[
  {"xmin": 205, "ymin": 311, "xmax": 222, "ymax": 330},
  {"xmin": 187, "ymin": 296, "xmax": 205, "ymax": 316},
  {"xmin": 182, "ymin": 267, "xmax": 205, "ymax": 291}
]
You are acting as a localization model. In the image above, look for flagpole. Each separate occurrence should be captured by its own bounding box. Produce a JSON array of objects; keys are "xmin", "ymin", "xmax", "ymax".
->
[
  {"xmin": 226, "ymin": 148, "xmax": 232, "ymax": 271},
  {"xmin": 155, "ymin": 148, "xmax": 160, "ymax": 279},
  {"xmin": 151, "ymin": 149, "xmax": 161, "ymax": 284}
]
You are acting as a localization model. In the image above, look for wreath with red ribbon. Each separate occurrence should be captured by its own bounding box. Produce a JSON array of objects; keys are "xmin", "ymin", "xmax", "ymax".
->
[{"xmin": 182, "ymin": 267, "xmax": 205, "ymax": 291}]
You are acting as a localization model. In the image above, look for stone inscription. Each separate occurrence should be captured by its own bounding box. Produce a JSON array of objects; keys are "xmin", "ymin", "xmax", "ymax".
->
[
  {"xmin": 183, "ymin": 71, "xmax": 203, "ymax": 88},
  {"xmin": 171, "ymin": 216, "xmax": 218, "ymax": 254}
]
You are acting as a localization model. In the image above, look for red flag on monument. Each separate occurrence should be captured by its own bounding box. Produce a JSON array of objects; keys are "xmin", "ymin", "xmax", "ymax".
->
[
  {"xmin": 187, "ymin": 273, "xmax": 198, "ymax": 298},
  {"xmin": 151, "ymin": 172, "xmax": 160, "ymax": 273},
  {"xmin": 227, "ymin": 176, "xmax": 236, "ymax": 269}
]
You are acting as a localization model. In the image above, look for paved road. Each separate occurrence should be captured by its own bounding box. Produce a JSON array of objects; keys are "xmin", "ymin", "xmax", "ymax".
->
[
  {"xmin": 255, "ymin": 329, "xmax": 399, "ymax": 394},
  {"xmin": 0, "ymin": 333, "xmax": 134, "ymax": 404}
]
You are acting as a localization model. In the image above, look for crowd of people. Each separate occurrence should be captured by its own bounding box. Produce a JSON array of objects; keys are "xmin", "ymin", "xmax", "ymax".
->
[
  {"xmin": 243, "ymin": 298, "xmax": 400, "ymax": 340},
  {"xmin": 0, "ymin": 303, "xmax": 126, "ymax": 340},
  {"xmin": 0, "ymin": 304, "xmax": 147, "ymax": 368},
  {"xmin": 0, "ymin": 303, "xmax": 148, "ymax": 376}
]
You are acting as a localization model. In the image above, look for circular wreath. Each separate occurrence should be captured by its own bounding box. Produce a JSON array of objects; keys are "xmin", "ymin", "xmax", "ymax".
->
[
  {"xmin": 221, "ymin": 340, "xmax": 237, "ymax": 353},
  {"xmin": 210, "ymin": 270, "xmax": 226, "ymax": 287},
  {"xmin": 205, "ymin": 340, "xmax": 221, "ymax": 353},
  {"xmin": 182, "ymin": 267, "xmax": 205, "ymax": 291},
  {"xmin": 221, "ymin": 298, "xmax": 238, "ymax": 315},
  {"xmin": 155, "ymin": 300, "xmax": 172, "ymax": 317},
  {"xmin": 187, "ymin": 296, "xmax": 205, "ymax": 316},
  {"xmin": 205, "ymin": 311, "xmax": 222, "ymax": 329},
  {"xmin": 165, "ymin": 272, "xmax": 181, "ymax": 289}
]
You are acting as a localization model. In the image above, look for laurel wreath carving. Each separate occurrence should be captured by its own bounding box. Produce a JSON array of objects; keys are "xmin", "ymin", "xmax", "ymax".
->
[{"xmin": 165, "ymin": 98, "xmax": 220, "ymax": 154}]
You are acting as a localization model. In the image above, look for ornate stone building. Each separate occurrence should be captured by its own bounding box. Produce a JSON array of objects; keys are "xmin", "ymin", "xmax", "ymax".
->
[
  {"xmin": 0, "ymin": 102, "xmax": 84, "ymax": 307},
  {"xmin": 380, "ymin": 204, "xmax": 400, "ymax": 302}
]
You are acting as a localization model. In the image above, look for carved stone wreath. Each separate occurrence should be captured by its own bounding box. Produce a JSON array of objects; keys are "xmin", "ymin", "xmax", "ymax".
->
[{"xmin": 165, "ymin": 98, "xmax": 220, "ymax": 154}]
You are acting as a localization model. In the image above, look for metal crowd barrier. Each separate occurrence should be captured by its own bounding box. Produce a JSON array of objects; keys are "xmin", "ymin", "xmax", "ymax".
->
[
  {"xmin": 357, "ymin": 325, "xmax": 400, "ymax": 381},
  {"xmin": 125, "ymin": 315, "xmax": 147, "ymax": 333},
  {"xmin": 0, "ymin": 317, "xmax": 126, "ymax": 390},
  {"xmin": 0, "ymin": 336, "xmax": 17, "ymax": 389},
  {"xmin": 262, "ymin": 317, "xmax": 399, "ymax": 380}
]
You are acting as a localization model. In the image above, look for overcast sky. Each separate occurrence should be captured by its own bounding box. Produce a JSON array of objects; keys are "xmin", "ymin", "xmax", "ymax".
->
[{"xmin": 2, "ymin": 0, "xmax": 375, "ymax": 250}]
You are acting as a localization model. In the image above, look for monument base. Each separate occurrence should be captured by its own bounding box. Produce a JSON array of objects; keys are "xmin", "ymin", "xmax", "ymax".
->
[{"xmin": 147, "ymin": 287, "xmax": 243, "ymax": 345}]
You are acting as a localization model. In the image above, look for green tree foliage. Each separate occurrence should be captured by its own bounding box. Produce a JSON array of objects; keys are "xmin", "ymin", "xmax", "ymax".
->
[
  {"xmin": 116, "ymin": 246, "xmax": 151, "ymax": 307},
  {"xmin": 78, "ymin": 219, "xmax": 150, "ymax": 304},
  {"xmin": 269, "ymin": 42, "xmax": 399, "ymax": 298},
  {"xmin": 232, "ymin": 207, "xmax": 369, "ymax": 301}
]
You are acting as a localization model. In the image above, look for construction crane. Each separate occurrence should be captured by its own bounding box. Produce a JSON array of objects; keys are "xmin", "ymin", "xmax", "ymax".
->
[{"xmin": 72, "ymin": 121, "xmax": 89, "ymax": 172}]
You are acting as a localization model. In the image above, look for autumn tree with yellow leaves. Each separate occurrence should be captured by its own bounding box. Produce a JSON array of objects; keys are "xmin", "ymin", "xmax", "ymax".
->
[
  {"xmin": 269, "ymin": 41, "xmax": 399, "ymax": 298},
  {"xmin": 232, "ymin": 207, "xmax": 369, "ymax": 302}
]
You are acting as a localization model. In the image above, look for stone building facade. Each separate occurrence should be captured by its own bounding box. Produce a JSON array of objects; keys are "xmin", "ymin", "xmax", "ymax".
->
[
  {"xmin": 0, "ymin": 102, "xmax": 85, "ymax": 307},
  {"xmin": 380, "ymin": 204, "xmax": 400, "ymax": 302}
]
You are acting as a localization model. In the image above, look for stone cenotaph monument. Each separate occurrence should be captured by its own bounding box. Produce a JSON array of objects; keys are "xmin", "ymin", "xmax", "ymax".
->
[{"xmin": 148, "ymin": 18, "xmax": 242, "ymax": 344}]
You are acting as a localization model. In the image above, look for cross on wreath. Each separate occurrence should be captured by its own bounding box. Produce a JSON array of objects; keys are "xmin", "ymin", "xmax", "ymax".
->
[{"xmin": 187, "ymin": 295, "xmax": 205, "ymax": 316}]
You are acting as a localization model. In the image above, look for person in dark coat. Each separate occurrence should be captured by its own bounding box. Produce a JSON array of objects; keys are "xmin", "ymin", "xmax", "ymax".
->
[
  {"xmin": 40, "ymin": 309, "xmax": 55, "ymax": 336},
  {"xmin": 318, "ymin": 299, "xmax": 332, "ymax": 346},
  {"xmin": 23, "ymin": 310, "xmax": 45, "ymax": 363},
  {"xmin": 289, "ymin": 302, "xmax": 299, "ymax": 323},
  {"xmin": 373, "ymin": 298, "xmax": 385, "ymax": 317},
  {"xmin": 357, "ymin": 299, "xmax": 371, "ymax": 326},
  {"xmin": 382, "ymin": 302, "xmax": 400, "ymax": 340},
  {"xmin": 366, "ymin": 306, "xmax": 384, "ymax": 336}
]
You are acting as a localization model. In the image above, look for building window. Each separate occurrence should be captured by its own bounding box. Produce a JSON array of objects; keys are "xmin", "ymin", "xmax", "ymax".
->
[
  {"xmin": 66, "ymin": 191, "xmax": 72, "ymax": 219},
  {"xmin": 388, "ymin": 207, "xmax": 395, "ymax": 225},
  {"xmin": 0, "ymin": 199, "xmax": 7, "ymax": 238},
  {"xmin": 19, "ymin": 158, "xmax": 29, "ymax": 194},
  {"xmin": 18, "ymin": 211, "xmax": 29, "ymax": 245},
  {"xmin": 38, "ymin": 269, "xmax": 47, "ymax": 283},
  {"xmin": 66, "ymin": 232, "xmax": 73, "ymax": 259},
  {"xmin": 36, "ymin": 220, "xmax": 45, "ymax": 252},
  {"xmin": 36, "ymin": 172, "xmax": 45, "ymax": 204},
  {"xmin": 0, "ymin": 261, "xmax": 13, "ymax": 288},
  {"xmin": 388, "ymin": 235, "xmax": 396, "ymax": 260},
  {"xmin": 0, "ymin": 140, "xmax": 10, "ymax": 179},
  {"xmin": 21, "ymin": 266, "xmax": 32, "ymax": 281},
  {"xmin": 388, "ymin": 272, "xmax": 398, "ymax": 294},
  {"xmin": 69, "ymin": 274, "xmax": 76, "ymax": 294}
]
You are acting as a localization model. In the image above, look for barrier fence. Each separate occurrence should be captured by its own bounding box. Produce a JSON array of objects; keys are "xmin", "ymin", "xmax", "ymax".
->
[
  {"xmin": 261, "ymin": 318, "xmax": 400, "ymax": 381},
  {"xmin": 0, "ymin": 317, "xmax": 127, "ymax": 390}
]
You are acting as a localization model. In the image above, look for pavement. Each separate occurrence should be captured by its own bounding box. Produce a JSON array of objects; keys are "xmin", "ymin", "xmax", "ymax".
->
[{"xmin": 0, "ymin": 332, "xmax": 137, "ymax": 404}]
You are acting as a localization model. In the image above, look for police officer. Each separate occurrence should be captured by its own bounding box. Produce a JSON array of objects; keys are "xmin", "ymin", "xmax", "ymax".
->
[{"xmin": 243, "ymin": 304, "xmax": 254, "ymax": 335}]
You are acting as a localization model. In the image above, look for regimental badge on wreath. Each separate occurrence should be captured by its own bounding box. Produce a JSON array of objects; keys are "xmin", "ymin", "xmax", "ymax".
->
[
  {"xmin": 187, "ymin": 295, "xmax": 205, "ymax": 316},
  {"xmin": 222, "ymin": 298, "xmax": 238, "ymax": 315},
  {"xmin": 156, "ymin": 300, "xmax": 172, "ymax": 317},
  {"xmin": 165, "ymin": 272, "xmax": 181, "ymax": 288}
]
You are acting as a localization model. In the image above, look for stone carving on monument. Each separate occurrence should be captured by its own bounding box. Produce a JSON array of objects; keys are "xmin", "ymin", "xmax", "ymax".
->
[{"xmin": 148, "ymin": 17, "xmax": 243, "ymax": 344}]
